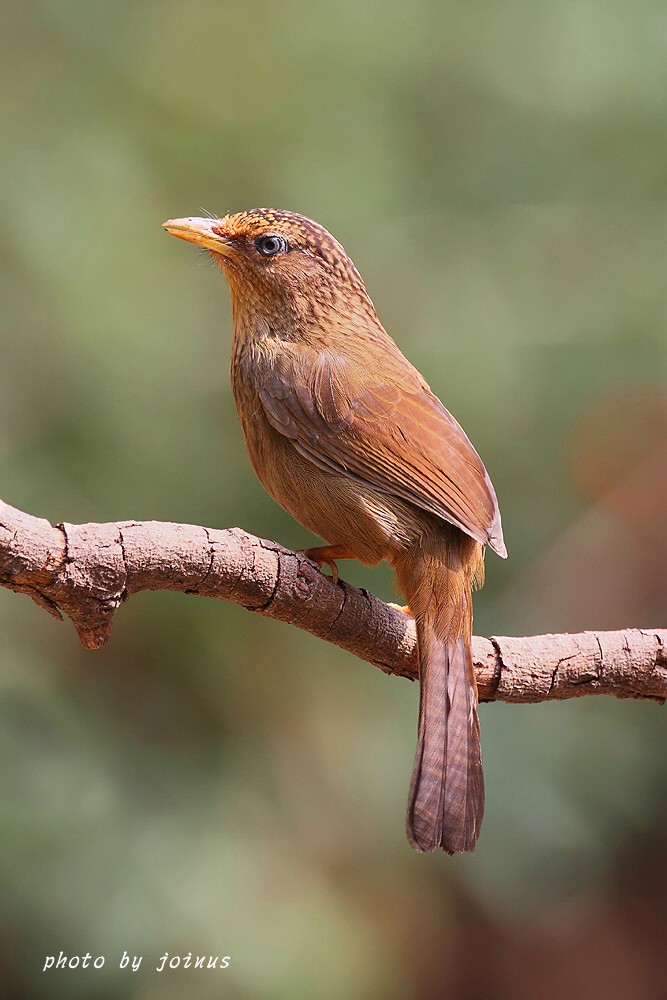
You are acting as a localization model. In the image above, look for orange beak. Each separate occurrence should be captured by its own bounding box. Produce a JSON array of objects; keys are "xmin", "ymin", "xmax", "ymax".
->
[{"xmin": 162, "ymin": 217, "xmax": 232, "ymax": 255}]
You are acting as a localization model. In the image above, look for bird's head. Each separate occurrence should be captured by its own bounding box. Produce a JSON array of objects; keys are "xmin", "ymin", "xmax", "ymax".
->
[{"xmin": 163, "ymin": 209, "xmax": 373, "ymax": 331}]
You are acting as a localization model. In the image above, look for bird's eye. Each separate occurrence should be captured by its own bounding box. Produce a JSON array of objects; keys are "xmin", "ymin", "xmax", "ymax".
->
[{"xmin": 255, "ymin": 234, "xmax": 289, "ymax": 257}]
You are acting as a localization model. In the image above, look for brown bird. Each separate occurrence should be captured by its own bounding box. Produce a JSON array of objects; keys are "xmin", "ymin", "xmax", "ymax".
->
[{"xmin": 163, "ymin": 209, "xmax": 506, "ymax": 853}]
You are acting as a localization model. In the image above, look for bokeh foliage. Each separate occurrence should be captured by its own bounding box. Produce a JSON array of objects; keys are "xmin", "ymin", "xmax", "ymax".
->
[{"xmin": 1, "ymin": 0, "xmax": 666, "ymax": 997}]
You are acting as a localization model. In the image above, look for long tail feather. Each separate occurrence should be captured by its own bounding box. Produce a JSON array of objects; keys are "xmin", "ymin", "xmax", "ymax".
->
[
  {"xmin": 393, "ymin": 532, "xmax": 485, "ymax": 854},
  {"xmin": 406, "ymin": 624, "xmax": 483, "ymax": 853}
]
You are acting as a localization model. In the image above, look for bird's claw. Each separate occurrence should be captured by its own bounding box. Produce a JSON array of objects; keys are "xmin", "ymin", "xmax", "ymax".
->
[
  {"xmin": 302, "ymin": 545, "xmax": 354, "ymax": 585},
  {"xmin": 303, "ymin": 553, "xmax": 340, "ymax": 584},
  {"xmin": 319, "ymin": 557, "xmax": 340, "ymax": 585},
  {"xmin": 387, "ymin": 602, "xmax": 412, "ymax": 616}
]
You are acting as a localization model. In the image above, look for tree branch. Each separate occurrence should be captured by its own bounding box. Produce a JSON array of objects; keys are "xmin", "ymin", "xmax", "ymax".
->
[{"xmin": 1, "ymin": 500, "xmax": 665, "ymax": 704}]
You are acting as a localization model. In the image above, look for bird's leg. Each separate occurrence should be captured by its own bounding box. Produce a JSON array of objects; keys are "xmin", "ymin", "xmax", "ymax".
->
[{"xmin": 302, "ymin": 544, "xmax": 354, "ymax": 585}]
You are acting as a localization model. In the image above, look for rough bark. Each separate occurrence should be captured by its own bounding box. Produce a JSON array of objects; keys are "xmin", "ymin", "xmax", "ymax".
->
[{"xmin": 1, "ymin": 500, "xmax": 665, "ymax": 704}]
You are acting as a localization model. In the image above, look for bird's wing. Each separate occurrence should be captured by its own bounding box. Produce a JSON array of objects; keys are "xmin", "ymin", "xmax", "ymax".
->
[{"xmin": 257, "ymin": 344, "xmax": 506, "ymax": 556}]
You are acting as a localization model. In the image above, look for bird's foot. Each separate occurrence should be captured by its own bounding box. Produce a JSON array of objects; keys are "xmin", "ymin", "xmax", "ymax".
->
[
  {"xmin": 302, "ymin": 545, "xmax": 354, "ymax": 585},
  {"xmin": 387, "ymin": 602, "xmax": 412, "ymax": 616}
]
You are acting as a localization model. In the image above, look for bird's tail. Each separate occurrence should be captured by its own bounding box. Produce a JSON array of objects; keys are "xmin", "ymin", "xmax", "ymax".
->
[
  {"xmin": 407, "ymin": 620, "xmax": 483, "ymax": 852},
  {"xmin": 393, "ymin": 534, "xmax": 484, "ymax": 853}
]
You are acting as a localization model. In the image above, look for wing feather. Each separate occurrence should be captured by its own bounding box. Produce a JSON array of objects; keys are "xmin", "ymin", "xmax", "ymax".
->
[{"xmin": 258, "ymin": 346, "xmax": 506, "ymax": 555}]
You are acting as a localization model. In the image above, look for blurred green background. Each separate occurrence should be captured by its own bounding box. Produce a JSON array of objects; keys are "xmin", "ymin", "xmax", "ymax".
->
[{"xmin": 2, "ymin": 0, "xmax": 666, "ymax": 997}]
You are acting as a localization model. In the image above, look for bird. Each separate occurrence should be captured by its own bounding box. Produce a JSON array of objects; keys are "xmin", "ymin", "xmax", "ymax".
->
[{"xmin": 163, "ymin": 209, "xmax": 506, "ymax": 853}]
